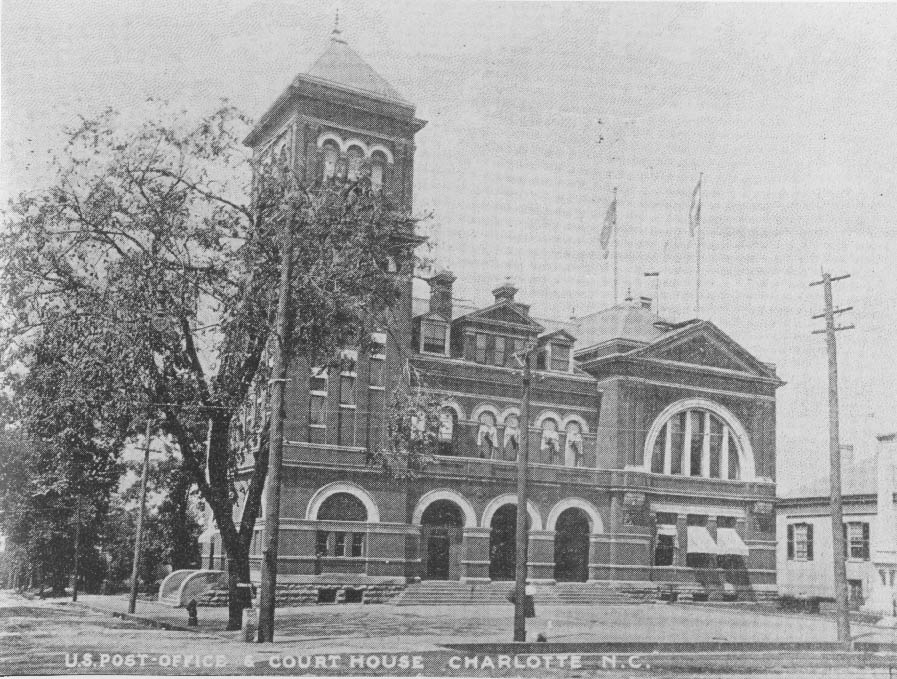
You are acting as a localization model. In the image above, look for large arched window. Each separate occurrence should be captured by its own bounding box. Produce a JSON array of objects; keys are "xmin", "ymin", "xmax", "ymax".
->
[
  {"xmin": 317, "ymin": 492, "xmax": 368, "ymax": 522},
  {"xmin": 646, "ymin": 401, "xmax": 752, "ymax": 480}
]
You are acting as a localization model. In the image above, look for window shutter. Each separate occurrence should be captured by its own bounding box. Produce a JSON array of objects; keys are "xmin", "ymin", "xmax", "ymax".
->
[
  {"xmin": 787, "ymin": 524, "xmax": 794, "ymax": 560},
  {"xmin": 843, "ymin": 523, "xmax": 849, "ymax": 559},
  {"xmin": 863, "ymin": 523, "xmax": 870, "ymax": 560},
  {"xmin": 806, "ymin": 524, "xmax": 814, "ymax": 561}
]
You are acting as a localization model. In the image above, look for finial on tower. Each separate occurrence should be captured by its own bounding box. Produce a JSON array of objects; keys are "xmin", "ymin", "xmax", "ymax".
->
[{"xmin": 331, "ymin": 9, "xmax": 346, "ymax": 43}]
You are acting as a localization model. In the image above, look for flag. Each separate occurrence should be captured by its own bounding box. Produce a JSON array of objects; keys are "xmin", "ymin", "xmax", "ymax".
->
[
  {"xmin": 600, "ymin": 195, "xmax": 616, "ymax": 259},
  {"xmin": 688, "ymin": 175, "xmax": 702, "ymax": 236}
]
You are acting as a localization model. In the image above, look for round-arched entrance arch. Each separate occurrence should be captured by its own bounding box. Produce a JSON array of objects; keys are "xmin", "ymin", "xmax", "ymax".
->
[
  {"xmin": 420, "ymin": 500, "xmax": 465, "ymax": 580},
  {"xmin": 553, "ymin": 508, "xmax": 590, "ymax": 582},
  {"xmin": 489, "ymin": 505, "xmax": 530, "ymax": 581}
]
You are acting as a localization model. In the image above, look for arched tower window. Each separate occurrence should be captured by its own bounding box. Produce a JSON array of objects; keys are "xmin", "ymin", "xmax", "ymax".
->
[
  {"xmin": 503, "ymin": 414, "xmax": 520, "ymax": 460},
  {"xmin": 646, "ymin": 403, "xmax": 750, "ymax": 480},
  {"xmin": 371, "ymin": 150, "xmax": 387, "ymax": 191},
  {"xmin": 346, "ymin": 145, "xmax": 364, "ymax": 181},
  {"xmin": 322, "ymin": 142, "xmax": 339, "ymax": 180},
  {"xmin": 541, "ymin": 418, "xmax": 561, "ymax": 465},
  {"xmin": 438, "ymin": 407, "xmax": 458, "ymax": 456},
  {"xmin": 565, "ymin": 421, "xmax": 584, "ymax": 468},
  {"xmin": 477, "ymin": 412, "xmax": 498, "ymax": 458}
]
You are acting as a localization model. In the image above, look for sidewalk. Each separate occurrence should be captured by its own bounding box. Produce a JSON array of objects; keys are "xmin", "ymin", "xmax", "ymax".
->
[{"xmin": 73, "ymin": 594, "xmax": 897, "ymax": 653}]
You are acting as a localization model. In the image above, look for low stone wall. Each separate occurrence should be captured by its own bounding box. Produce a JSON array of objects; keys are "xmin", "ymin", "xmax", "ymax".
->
[{"xmin": 195, "ymin": 581, "xmax": 406, "ymax": 607}]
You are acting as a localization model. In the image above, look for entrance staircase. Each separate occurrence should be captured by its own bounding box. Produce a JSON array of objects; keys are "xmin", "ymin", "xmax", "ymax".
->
[{"xmin": 394, "ymin": 580, "xmax": 637, "ymax": 606}]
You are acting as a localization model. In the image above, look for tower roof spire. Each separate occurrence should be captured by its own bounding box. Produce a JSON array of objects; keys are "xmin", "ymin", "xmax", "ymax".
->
[{"xmin": 331, "ymin": 9, "xmax": 346, "ymax": 44}]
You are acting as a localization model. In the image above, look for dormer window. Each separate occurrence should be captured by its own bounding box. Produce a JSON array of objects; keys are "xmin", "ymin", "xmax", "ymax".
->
[
  {"xmin": 421, "ymin": 320, "xmax": 448, "ymax": 355},
  {"xmin": 322, "ymin": 143, "xmax": 339, "ymax": 180},
  {"xmin": 550, "ymin": 343, "xmax": 571, "ymax": 372}
]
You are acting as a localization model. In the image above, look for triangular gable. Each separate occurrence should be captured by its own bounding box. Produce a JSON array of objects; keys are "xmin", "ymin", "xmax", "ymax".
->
[
  {"xmin": 414, "ymin": 310, "xmax": 450, "ymax": 324},
  {"xmin": 633, "ymin": 321, "xmax": 780, "ymax": 381},
  {"xmin": 455, "ymin": 300, "xmax": 544, "ymax": 332},
  {"xmin": 540, "ymin": 328, "xmax": 577, "ymax": 343}
]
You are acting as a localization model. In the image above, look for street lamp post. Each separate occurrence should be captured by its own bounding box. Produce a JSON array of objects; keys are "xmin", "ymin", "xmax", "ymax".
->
[
  {"xmin": 513, "ymin": 346, "xmax": 534, "ymax": 642},
  {"xmin": 128, "ymin": 418, "xmax": 153, "ymax": 614}
]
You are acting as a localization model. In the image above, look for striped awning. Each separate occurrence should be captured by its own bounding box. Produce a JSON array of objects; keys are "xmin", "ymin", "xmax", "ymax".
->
[
  {"xmin": 686, "ymin": 526, "xmax": 719, "ymax": 555},
  {"xmin": 716, "ymin": 528, "xmax": 749, "ymax": 557}
]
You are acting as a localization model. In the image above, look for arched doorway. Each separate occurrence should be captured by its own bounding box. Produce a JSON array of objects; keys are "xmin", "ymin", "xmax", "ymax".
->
[
  {"xmin": 420, "ymin": 500, "xmax": 464, "ymax": 580},
  {"xmin": 554, "ymin": 508, "xmax": 590, "ymax": 582},
  {"xmin": 489, "ymin": 505, "xmax": 528, "ymax": 581}
]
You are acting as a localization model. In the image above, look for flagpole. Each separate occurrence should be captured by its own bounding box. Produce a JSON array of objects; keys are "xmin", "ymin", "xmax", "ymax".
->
[
  {"xmin": 613, "ymin": 187, "xmax": 618, "ymax": 304},
  {"xmin": 694, "ymin": 173, "xmax": 703, "ymax": 317}
]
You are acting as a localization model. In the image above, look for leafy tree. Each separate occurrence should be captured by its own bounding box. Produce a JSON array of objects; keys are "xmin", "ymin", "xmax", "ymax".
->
[{"xmin": 1, "ymin": 104, "xmax": 424, "ymax": 628}]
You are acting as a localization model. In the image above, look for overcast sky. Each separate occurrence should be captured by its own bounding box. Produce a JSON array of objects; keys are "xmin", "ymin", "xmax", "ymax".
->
[{"xmin": 3, "ymin": 1, "xmax": 896, "ymax": 492}]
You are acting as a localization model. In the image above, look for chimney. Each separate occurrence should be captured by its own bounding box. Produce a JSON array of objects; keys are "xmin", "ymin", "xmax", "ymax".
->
[
  {"xmin": 429, "ymin": 269, "xmax": 456, "ymax": 320},
  {"xmin": 873, "ymin": 433, "xmax": 897, "ymax": 564},
  {"xmin": 639, "ymin": 296, "xmax": 652, "ymax": 310},
  {"xmin": 492, "ymin": 278, "xmax": 518, "ymax": 304}
]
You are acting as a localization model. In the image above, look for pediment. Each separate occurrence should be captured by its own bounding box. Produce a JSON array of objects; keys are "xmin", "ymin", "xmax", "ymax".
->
[
  {"xmin": 458, "ymin": 301, "xmax": 544, "ymax": 331},
  {"xmin": 634, "ymin": 322, "xmax": 779, "ymax": 380}
]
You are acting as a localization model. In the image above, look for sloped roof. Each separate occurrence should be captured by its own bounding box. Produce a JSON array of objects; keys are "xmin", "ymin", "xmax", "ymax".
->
[
  {"xmin": 573, "ymin": 302, "xmax": 671, "ymax": 350},
  {"xmin": 304, "ymin": 35, "xmax": 410, "ymax": 106},
  {"xmin": 781, "ymin": 450, "xmax": 882, "ymax": 499}
]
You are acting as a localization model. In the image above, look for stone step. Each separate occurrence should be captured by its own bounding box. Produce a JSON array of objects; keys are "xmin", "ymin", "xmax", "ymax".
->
[{"xmin": 394, "ymin": 581, "xmax": 637, "ymax": 606}]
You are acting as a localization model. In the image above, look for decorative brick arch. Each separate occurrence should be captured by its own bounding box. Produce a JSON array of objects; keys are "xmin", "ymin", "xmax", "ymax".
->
[
  {"xmin": 499, "ymin": 406, "xmax": 520, "ymax": 425},
  {"xmin": 561, "ymin": 413, "xmax": 590, "ymax": 434},
  {"xmin": 545, "ymin": 497, "xmax": 604, "ymax": 533},
  {"xmin": 470, "ymin": 403, "xmax": 501, "ymax": 424},
  {"xmin": 306, "ymin": 482, "xmax": 380, "ymax": 523},
  {"xmin": 316, "ymin": 132, "xmax": 345, "ymax": 152},
  {"xmin": 440, "ymin": 399, "xmax": 466, "ymax": 422},
  {"xmin": 534, "ymin": 410, "xmax": 562, "ymax": 428},
  {"xmin": 481, "ymin": 494, "xmax": 543, "ymax": 531},
  {"xmin": 412, "ymin": 489, "xmax": 477, "ymax": 529},
  {"xmin": 368, "ymin": 143, "xmax": 395, "ymax": 164},
  {"xmin": 343, "ymin": 137, "xmax": 370, "ymax": 156}
]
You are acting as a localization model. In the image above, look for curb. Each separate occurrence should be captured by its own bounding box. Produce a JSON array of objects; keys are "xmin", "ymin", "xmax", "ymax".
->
[{"xmin": 66, "ymin": 601, "xmax": 235, "ymax": 640}]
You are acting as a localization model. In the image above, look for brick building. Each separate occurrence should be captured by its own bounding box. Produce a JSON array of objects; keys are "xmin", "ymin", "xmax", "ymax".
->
[{"xmin": 208, "ymin": 27, "xmax": 784, "ymax": 603}]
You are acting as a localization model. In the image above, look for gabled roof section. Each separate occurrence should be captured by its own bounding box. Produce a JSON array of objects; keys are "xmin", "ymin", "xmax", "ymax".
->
[
  {"xmin": 415, "ymin": 310, "xmax": 450, "ymax": 324},
  {"xmin": 454, "ymin": 300, "xmax": 544, "ymax": 333},
  {"xmin": 305, "ymin": 33, "xmax": 410, "ymax": 106},
  {"xmin": 540, "ymin": 328, "xmax": 576, "ymax": 343},
  {"xmin": 631, "ymin": 320, "xmax": 783, "ymax": 383}
]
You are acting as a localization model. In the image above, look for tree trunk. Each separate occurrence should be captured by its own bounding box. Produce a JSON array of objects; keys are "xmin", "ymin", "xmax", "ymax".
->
[{"xmin": 225, "ymin": 547, "xmax": 251, "ymax": 631}]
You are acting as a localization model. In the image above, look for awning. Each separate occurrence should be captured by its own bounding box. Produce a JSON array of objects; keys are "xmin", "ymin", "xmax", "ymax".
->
[
  {"xmin": 716, "ymin": 527, "xmax": 749, "ymax": 557},
  {"xmin": 686, "ymin": 525, "xmax": 719, "ymax": 555},
  {"xmin": 656, "ymin": 524, "xmax": 678, "ymax": 537}
]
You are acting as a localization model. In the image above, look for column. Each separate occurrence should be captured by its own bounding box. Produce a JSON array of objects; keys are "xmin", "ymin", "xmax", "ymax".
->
[
  {"xmin": 720, "ymin": 427, "xmax": 730, "ymax": 480},
  {"xmin": 527, "ymin": 530, "xmax": 556, "ymax": 583},
  {"xmin": 459, "ymin": 527, "xmax": 491, "ymax": 582},
  {"xmin": 663, "ymin": 423, "xmax": 673, "ymax": 475},
  {"xmin": 701, "ymin": 411, "xmax": 712, "ymax": 478},
  {"xmin": 681, "ymin": 413, "xmax": 692, "ymax": 475}
]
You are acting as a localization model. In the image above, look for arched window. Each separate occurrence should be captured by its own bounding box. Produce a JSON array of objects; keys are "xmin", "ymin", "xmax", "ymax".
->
[
  {"xmin": 477, "ymin": 412, "xmax": 498, "ymax": 458},
  {"xmin": 647, "ymin": 405, "xmax": 746, "ymax": 480},
  {"xmin": 438, "ymin": 407, "xmax": 458, "ymax": 456},
  {"xmin": 317, "ymin": 492, "xmax": 368, "ymax": 522},
  {"xmin": 565, "ymin": 421, "xmax": 584, "ymax": 467},
  {"xmin": 503, "ymin": 414, "xmax": 520, "ymax": 461},
  {"xmin": 322, "ymin": 142, "xmax": 339, "ymax": 180},
  {"xmin": 541, "ymin": 418, "xmax": 561, "ymax": 465},
  {"xmin": 370, "ymin": 150, "xmax": 387, "ymax": 190},
  {"xmin": 346, "ymin": 146, "xmax": 364, "ymax": 181}
]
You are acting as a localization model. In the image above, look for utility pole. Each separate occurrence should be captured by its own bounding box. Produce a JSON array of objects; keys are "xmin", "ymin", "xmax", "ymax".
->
[
  {"xmin": 257, "ymin": 200, "xmax": 295, "ymax": 643},
  {"xmin": 72, "ymin": 494, "xmax": 82, "ymax": 602},
  {"xmin": 513, "ymin": 345, "xmax": 534, "ymax": 642},
  {"xmin": 129, "ymin": 418, "xmax": 153, "ymax": 614},
  {"xmin": 810, "ymin": 271, "xmax": 854, "ymax": 648}
]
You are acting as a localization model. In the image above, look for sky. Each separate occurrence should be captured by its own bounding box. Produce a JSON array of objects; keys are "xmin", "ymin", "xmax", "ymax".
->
[{"xmin": 2, "ymin": 1, "xmax": 896, "ymax": 493}]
